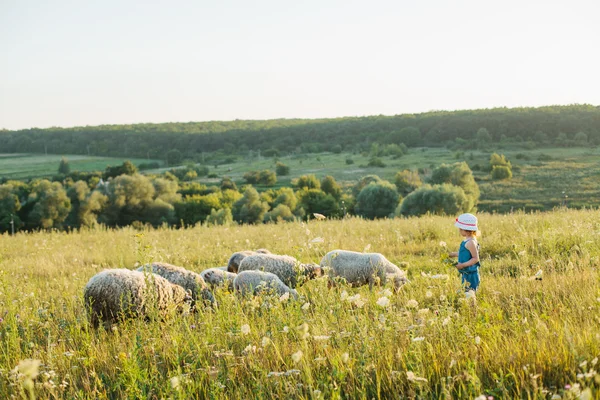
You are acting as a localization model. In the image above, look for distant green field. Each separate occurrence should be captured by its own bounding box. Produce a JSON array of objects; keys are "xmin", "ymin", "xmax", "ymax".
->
[
  {"xmin": 0, "ymin": 154, "xmax": 163, "ymax": 180},
  {"xmin": 184, "ymin": 147, "xmax": 600, "ymax": 212}
]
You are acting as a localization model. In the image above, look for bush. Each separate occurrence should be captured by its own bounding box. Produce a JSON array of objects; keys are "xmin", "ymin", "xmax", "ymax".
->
[
  {"xmin": 320, "ymin": 176, "xmax": 342, "ymax": 201},
  {"xmin": 355, "ymin": 181, "xmax": 399, "ymax": 219},
  {"xmin": 294, "ymin": 174, "xmax": 321, "ymax": 190},
  {"xmin": 397, "ymin": 184, "xmax": 471, "ymax": 216},
  {"xmin": 368, "ymin": 157, "xmax": 386, "ymax": 167},
  {"xmin": 395, "ymin": 170, "xmax": 422, "ymax": 196},
  {"xmin": 275, "ymin": 162, "xmax": 290, "ymax": 176},
  {"xmin": 429, "ymin": 162, "xmax": 479, "ymax": 210},
  {"xmin": 297, "ymin": 189, "xmax": 339, "ymax": 218},
  {"xmin": 491, "ymin": 165, "xmax": 513, "ymax": 180},
  {"xmin": 138, "ymin": 162, "xmax": 161, "ymax": 170},
  {"xmin": 263, "ymin": 204, "xmax": 295, "ymax": 223},
  {"xmin": 262, "ymin": 148, "xmax": 280, "ymax": 157},
  {"xmin": 259, "ymin": 170, "xmax": 277, "ymax": 186},
  {"xmin": 352, "ymin": 175, "xmax": 382, "ymax": 198},
  {"xmin": 345, "ymin": 158, "xmax": 354, "ymax": 165},
  {"xmin": 206, "ymin": 208, "xmax": 233, "ymax": 226},
  {"xmin": 331, "ymin": 144, "xmax": 343, "ymax": 154},
  {"xmin": 232, "ymin": 186, "xmax": 269, "ymax": 224}
]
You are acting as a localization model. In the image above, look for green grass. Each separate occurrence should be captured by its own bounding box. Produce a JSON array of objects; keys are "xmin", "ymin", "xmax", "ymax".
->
[
  {"xmin": 0, "ymin": 210, "xmax": 599, "ymax": 398},
  {"xmin": 0, "ymin": 154, "xmax": 162, "ymax": 180},
  {"xmin": 186, "ymin": 147, "xmax": 600, "ymax": 212}
]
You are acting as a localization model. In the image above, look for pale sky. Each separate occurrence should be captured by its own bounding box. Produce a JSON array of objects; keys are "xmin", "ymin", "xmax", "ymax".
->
[{"xmin": 1, "ymin": 0, "xmax": 599, "ymax": 130}]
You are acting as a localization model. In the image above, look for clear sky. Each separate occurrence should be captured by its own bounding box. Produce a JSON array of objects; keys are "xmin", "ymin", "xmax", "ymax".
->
[{"xmin": 1, "ymin": 0, "xmax": 598, "ymax": 130}]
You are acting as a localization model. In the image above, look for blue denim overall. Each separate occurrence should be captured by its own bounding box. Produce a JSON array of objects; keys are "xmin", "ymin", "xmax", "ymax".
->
[{"xmin": 458, "ymin": 238, "xmax": 480, "ymax": 291}]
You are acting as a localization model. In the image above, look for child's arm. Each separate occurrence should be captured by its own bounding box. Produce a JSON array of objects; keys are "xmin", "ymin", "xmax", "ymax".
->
[
  {"xmin": 448, "ymin": 251, "xmax": 458, "ymax": 258},
  {"xmin": 456, "ymin": 240, "xmax": 479, "ymax": 270}
]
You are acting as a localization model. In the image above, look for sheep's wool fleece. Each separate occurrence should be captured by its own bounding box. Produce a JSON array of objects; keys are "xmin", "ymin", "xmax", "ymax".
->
[
  {"xmin": 84, "ymin": 269, "xmax": 188, "ymax": 326},
  {"xmin": 233, "ymin": 270, "xmax": 297, "ymax": 298},
  {"xmin": 321, "ymin": 250, "xmax": 401, "ymax": 286}
]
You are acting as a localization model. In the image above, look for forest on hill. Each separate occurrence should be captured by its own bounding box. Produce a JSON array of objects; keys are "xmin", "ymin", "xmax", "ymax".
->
[{"xmin": 1, "ymin": 105, "xmax": 599, "ymax": 161}]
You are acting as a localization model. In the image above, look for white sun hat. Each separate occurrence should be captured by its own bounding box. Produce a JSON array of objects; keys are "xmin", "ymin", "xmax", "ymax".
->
[{"xmin": 454, "ymin": 213, "xmax": 478, "ymax": 231}]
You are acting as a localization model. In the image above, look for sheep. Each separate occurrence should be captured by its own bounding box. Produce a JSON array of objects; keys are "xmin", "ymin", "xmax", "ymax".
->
[
  {"xmin": 226, "ymin": 249, "xmax": 271, "ymax": 273},
  {"xmin": 320, "ymin": 250, "xmax": 408, "ymax": 291},
  {"xmin": 200, "ymin": 268, "xmax": 237, "ymax": 291},
  {"xmin": 233, "ymin": 270, "xmax": 298, "ymax": 299},
  {"xmin": 84, "ymin": 269, "xmax": 191, "ymax": 328},
  {"xmin": 136, "ymin": 262, "xmax": 215, "ymax": 307},
  {"xmin": 237, "ymin": 253, "xmax": 323, "ymax": 288}
]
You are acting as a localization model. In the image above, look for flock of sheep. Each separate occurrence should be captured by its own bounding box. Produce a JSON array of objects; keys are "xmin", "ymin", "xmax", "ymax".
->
[{"xmin": 83, "ymin": 249, "xmax": 409, "ymax": 328}]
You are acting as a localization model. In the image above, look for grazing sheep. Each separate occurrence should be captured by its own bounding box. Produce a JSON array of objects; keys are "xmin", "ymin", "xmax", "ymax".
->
[
  {"xmin": 200, "ymin": 268, "xmax": 237, "ymax": 291},
  {"xmin": 84, "ymin": 269, "xmax": 191, "ymax": 328},
  {"xmin": 237, "ymin": 253, "xmax": 323, "ymax": 288},
  {"xmin": 320, "ymin": 250, "xmax": 408, "ymax": 291},
  {"xmin": 227, "ymin": 249, "xmax": 271, "ymax": 273},
  {"xmin": 233, "ymin": 270, "xmax": 298, "ymax": 299},
  {"xmin": 136, "ymin": 262, "xmax": 215, "ymax": 307}
]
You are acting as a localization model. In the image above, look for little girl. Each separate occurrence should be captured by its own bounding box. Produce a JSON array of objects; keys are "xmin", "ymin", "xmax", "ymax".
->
[{"xmin": 448, "ymin": 213, "xmax": 481, "ymax": 292}]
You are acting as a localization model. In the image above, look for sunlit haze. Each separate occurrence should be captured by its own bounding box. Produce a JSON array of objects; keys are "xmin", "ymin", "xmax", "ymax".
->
[{"xmin": 1, "ymin": 0, "xmax": 599, "ymax": 130}]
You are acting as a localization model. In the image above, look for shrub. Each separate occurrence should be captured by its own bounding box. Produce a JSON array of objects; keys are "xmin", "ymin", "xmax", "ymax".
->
[
  {"xmin": 320, "ymin": 176, "xmax": 342, "ymax": 201},
  {"xmin": 345, "ymin": 158, "xmax": 354, "ymax": 165},
  {"xmin": 263, "ymin": 204, "xmax": 295, "ymax": 223},
  {"xmin": 368, "ymin": 157, "xmax": 386, "ymax": 168},
  {"xmin": 297, "ymin": 189, "xmax": 339, "ymax": 218},
  {"xmin": 275, "ymin": 162, "xmax": 290, "ymax": 176},
  {"xmin": 429, "ymin": 162, "xmax": 479, "ymax": 210},
  {"xmin": 394, "ymin": 170, "xmax": 422, "ymax": 196},
  {"xmin": 397, "ymin": 184, "xmax": 471, "ymax": 216},
  {"xmin": 232, "ymin": 186, "xmax": 269, "ymax": 224},
  {"xmin": 491, "ymin": 165, "xmax": 513, "ymax": 180},
  {"xmin": 294, "ymin": 174, "xmax": 321, "ymax": 190},
  {"xmin": 206, "ymin": 208, "xmax": 233, "ymax": 226},
  {"xmin": 355, "ymin": 181, "xmax": 399, "ymax": 220}
]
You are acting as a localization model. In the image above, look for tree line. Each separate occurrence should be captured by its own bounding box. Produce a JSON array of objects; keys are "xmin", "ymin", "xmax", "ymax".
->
[
  {"xmin": 1, "ymin": 105, "xmax": 598, "ymax": 162},
  {"xmin": 0, "ymin": 158, "xmax": 486, "ymax": 233}
]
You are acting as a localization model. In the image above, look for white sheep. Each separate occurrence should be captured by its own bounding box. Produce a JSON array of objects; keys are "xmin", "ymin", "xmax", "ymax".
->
[
  {"xmin": 136, "ymin": 262, "xmax": 215, "ymax": 307},
  {"xmin": 84, "ymin": 269, "xmax": 191, "ymax": 328},
  {"xmin": 237, "ymin": 253, "xmax": 322, "ymax": 288},
  {"xmin": 320, "ymin": 250, "xmax": 408, "ymax": 291},
  {"xmin": 200, "ymin": 268, "xmax": 237, "ymax": 291},
  {"xmin": 227, "ymin": 249, "xmax": 271, "ymax": 273},
  {"xmin": 233, "ymin": 270, "xmax": 298, "ymax": 299}
]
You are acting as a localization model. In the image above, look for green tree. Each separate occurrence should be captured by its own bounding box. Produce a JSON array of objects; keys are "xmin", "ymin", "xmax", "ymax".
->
[
  {"xmin": 174, "ymin": 193, "xmax": 222, "ymax": 226},
  {"xmin": 221, "ymin": 177, "xmax": 237, "ymax": 191},
  {"xmin": 27, "ymin": 180, "xmax": 71, "ymax": 229},
  {"xmin": 232, "ymin": 186, "xmax": 269, "ymax": 224},
  {"xmin": 166, "ymin": 149, "xmax": 183, "ymax": 166},
  {"xmin": 206, "ymin": 207, "xmax": 233, "ymax": 226},
  {"xmin": 489, "ymin": 153, "xmax": 511, "ymax": 168},
  {"xmin": 574, "ymin": 131, "xmax": 588, "ymax": 146},
  {"xmin": 397, "ymin": 184, "xmax": 470, "ymax": 216},
  {"xmin": 0, "ymin": 184, "xmax": 22, "ymax": 232},
  {"xmin": 103, "ymin": 161, "xmax": 138, "ymax": 179},
  {"xmin": 386, "ymin": 126, "xmax": 421, "ymax": 147},
  {"xmin": 352, "ymin": 175, "xmax": 382, "ymax": 198},
  {"xmin": 491, "ymin": 165, "xmax": 513, "ymax": 180},
  {"xmin": 294, "ymin": 174, "xmax": 321, "ymax": 190},
  {"xmin": 263, "ymin": 204, "xmax": 295, "ymax": 223},
  {"xmin": 355, "ymin": 181, "xmax": 399, "ymax": 219},
  {"xmin": 320, "ymin": 175, "xmax": 342, "ymax": 201},
  {"xmin": 429, "ymin": 162, "xmax": 479, "ymax": 210},
  {"xmin": 259, "ymin": 170, "xmax": 277, "ymax": 186},
  {"xmin": 272, "ymin": 187, "xmax": 298, "ymax": 211},
  {"xmin": 58, "ymin": 157, "xmax": 70, "ymax": 175},
  {"xmin": 555, "ymin": 132, "xmax": 569, "ymax": 147},
  {"xmin": 476, "ymin": 128, "xmax": 492, "ymax": 146},
  {"xmin": 275, "ymin": 162, "xmax": 290, "ymax": 176},
  {"xmin": 152, "ymin": 178, "xmax": 181, "ymax": 204},
  {"xmin": 395, "ymin": 170, "xmax": 422, "ymax": 196},
  {"xmin": 100, "ymin": 174, "xmax": 159, "ymax": 226},
  {"xmin": 297, "ymin": 189, "xmax": 339, "ymax": 218}
]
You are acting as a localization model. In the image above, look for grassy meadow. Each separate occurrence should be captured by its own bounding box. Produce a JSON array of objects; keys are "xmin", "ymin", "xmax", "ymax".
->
[
  {"xmin": 187, "ymin": 146, "xmax": 600, "ymax": 213},
  {"xmin": 0, "ymin": 154, "xmax": 162, "ymax": 180},
  {"xmin": 1, "ymin": 209, "xmax": 600, "ymax": 398}
]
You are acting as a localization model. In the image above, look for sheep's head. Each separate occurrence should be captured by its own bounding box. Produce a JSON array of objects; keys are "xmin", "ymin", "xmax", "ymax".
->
[{"xmin": 390, "ymin": 273, "xmax": 410, "ymax": 292}]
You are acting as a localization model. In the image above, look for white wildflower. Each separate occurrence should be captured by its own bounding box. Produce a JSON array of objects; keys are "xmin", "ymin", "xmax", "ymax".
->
[
  {"xmin": 240, "ymin": 324, "xmax": 250, "ymax": 335},
  {"xmin": 301, "ymin": 302, "xmax": 311, "ymax": 310},
  {"xmin": 475, "ymin": 336, "xmax": 481, "ymax": 345},
  {"xmin": 313, "ymin": 335, "xmax": 330, "ymax": 341},
  {"xmin": 412, "ymin": 337, "xmax": 425, "ymax": 342},
  {"xmin": 341, "ymin": 353, "xmax": 350, "ymax": 363},
  {"xmin": 442, "ymin": 317, "xmax": 451, "ymax": 326},
  {"xmin": 426, "ymin": 291, "xmax": 433, "ymax": 298},
  {"xmin": 591, "ymin": 357, "xmax": 598, "ymax": 366},
  {"xmin": 449, "ymin": 359, "xmax": 456, "ymax": 368},
  {"xmin": 170, "ymin": 376, "xmax": 180, "ymax": 389},
  {"xmin": 376, "ymin": 297, "xmax": 390, "ymax": 308},
  {"xmin": 439, "ymin": 241, "xmax": 447, "ymax": 247},
  {"xmin": 283, "ymin": 326, "xmax": 289, "ymax": 333},
  {"xmin": 381, "ymin": 288, "xmax": 393, "ymax": 297},
  {"xmin": 261, "ymin": 337, "xmax": 271, "ymax": 347},
  {"xmin": 363, "ymin": 244, "xmax": 371, "ymax": 252},
  {"xmin": 439, "ymin": 294, "xmax": 447, "ymax": 301},
  {"xmin": 310, "ymin": 237, "xmax": 324, "ymax": 243},
  {"xmin": 340, "ymin": 291, "xmax": 349, "ymax": 301},
  {"xmin": 291, "ymin": 350, "xmax": 303, "ymax": 363},
  {"xmin": 406, "ymin": 299, "xmax": 419, "ymax": 309},
  {"xmin": 406, "ymin": 371, "xmax": 427, "ymax": 382},
  {"xmin": 279, "ymin": 292, "xmax": 290, "ymax": 302}
]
